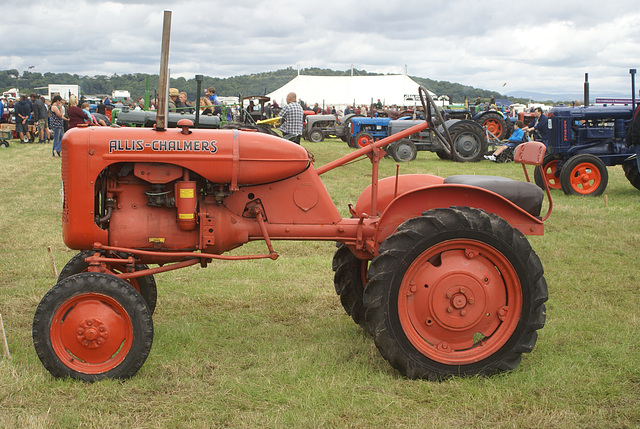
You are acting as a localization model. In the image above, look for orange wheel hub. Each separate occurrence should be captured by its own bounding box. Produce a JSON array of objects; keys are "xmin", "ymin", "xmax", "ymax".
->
[
  {"xmin": 50, "ymin": 293, "xmax": 133, "ymax": 374},
  {"xmin": 568, "ymin": 162, "xmax": 601, "ymax": 194},
  {"xmin": 397, "ymin": 239, "xmax": 522, "ymax": 365}
]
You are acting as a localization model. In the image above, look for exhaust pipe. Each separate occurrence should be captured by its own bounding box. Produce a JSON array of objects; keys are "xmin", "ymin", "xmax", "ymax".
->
[
  {"xmin": 583, "ymin": 73, "xmax": 589, "ymax": 107},
  {"xmin": 156, "ymin": 10, "xmax": 172, "ymax": 131},
  {"xmin": 631, "ymin": 68, "xmax": 637, "ymax": 111}
]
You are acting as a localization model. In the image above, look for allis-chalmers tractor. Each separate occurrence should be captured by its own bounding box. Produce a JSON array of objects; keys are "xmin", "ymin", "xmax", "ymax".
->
[{"xmin": 32, "ymin": 87, "xmax": 551, "ymax": 381}]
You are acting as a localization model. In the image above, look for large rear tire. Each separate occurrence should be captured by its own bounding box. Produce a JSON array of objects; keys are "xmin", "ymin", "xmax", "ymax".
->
[
  {"xmin": 364, "ymin": 207, "xmax": 547, "ymax": 380},
  {"xmin": 560, "ymin": 154, "xmax": 608, "ymax": 196},
  {"xmin": 449, "ymin": 123, "xmax": 487, "ymax": 162},
  {"xmin": 622, "ymin": 162, "xmax": 640, "ymax": 191},
  {"xmin": 33, "ymin": 273, "xmax": 154, "ymax": 381},
  {"xmin": 59, "ymin": 250, "xmax": 158, "ymax": 314},
  {"xmin": 332, "ymin": 244, "xmax": 368, "ymax": 329},
  {"xmin": 479, "ymin": 112, "xmax": 508, "ymax": 140}
]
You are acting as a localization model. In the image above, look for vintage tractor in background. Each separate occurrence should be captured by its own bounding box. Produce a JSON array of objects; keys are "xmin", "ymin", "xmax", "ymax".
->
[
  {"xmin": 302, "ymin": 113, "xmax": 362, "ymax": 143},
  {"xmin": 31, "ymin": 84, "xmax": 552, "ymax": 382},
  {"xmin": 534, "ymin": 69, "xmax": 640, "ymax": 196},
  {"xmin": 348, "ymin": 114, "xmax": 487, "ymax": 162}
]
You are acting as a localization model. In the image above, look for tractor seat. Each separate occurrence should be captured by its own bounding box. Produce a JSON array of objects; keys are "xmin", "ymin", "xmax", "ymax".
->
[{"xmin": 443, "ymin": 175, "xmax": 544, "ymax": 217}]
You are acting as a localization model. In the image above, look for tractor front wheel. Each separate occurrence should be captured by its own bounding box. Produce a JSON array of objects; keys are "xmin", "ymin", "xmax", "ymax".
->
[
  {"xmin": 534, "ymin": 154, "xmax": 562, "ymax": 190},
  {"xmin": 308, "ymin": 128, "xmax": 325, "ymax": 143},
  {"xmin": 59, "ymin": 250, "xmax": 158, "ymax": 314},
  {"xmin": 32, "ymin": 273, "xmax": 154, "ymax": 381},
  {"xmin": 363, "ymin": 207, "xmax": 547, "ymax": 380},
  {"xmin": 560, "ymin": 154, "xmax": 608, "ymax": 196},
  {"xmin": 354, "ymin": 132, "xmax": 374, "ymax": 149},
  {"xmin": 391, "ymin": 139, "xmax": 417, "ymax": 162},
  {"xmin": 332, "ymin": 244, "xmax": 368, "ymax": 329}
]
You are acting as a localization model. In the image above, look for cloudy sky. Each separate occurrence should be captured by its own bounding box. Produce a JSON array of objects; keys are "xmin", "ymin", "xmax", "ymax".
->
[{"xmin": 2, "ymin": 0, "xmax": 640, "ymax": 97}]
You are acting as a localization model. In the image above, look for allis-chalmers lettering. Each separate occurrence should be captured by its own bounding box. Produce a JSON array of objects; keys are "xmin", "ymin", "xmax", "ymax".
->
[{"xmin": 108, "ymin": 139, "xmax": 218, "ymax": 154}]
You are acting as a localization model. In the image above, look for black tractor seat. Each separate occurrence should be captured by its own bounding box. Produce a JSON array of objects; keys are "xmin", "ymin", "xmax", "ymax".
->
[{"xmin": 443, "ymin": 175, "xmax": 544, "ymax": 218}]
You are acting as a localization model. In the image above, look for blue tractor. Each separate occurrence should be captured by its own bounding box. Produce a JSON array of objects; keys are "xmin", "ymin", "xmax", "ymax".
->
[{"xmin": 534, "ymin": 70, "xmax": 640, "ymax": 196}]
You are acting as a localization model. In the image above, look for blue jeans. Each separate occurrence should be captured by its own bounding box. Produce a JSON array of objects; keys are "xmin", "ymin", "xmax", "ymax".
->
[{"xmin": 52, "ymin": 127, "xmax": 63, "ymax": 154}]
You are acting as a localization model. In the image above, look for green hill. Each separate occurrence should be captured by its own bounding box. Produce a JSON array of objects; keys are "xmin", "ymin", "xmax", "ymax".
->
[{"xmin": 0, "ymin": 67, "xmax": 521, "ymax": 105}]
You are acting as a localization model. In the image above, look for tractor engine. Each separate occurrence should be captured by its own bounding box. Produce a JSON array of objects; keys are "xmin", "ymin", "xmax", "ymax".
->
[{"xmin": 61, "ymin": 126, "xmax": 312, "ymax": 259}]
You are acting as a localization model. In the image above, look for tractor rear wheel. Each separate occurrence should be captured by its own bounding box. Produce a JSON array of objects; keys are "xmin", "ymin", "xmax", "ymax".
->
[
  {"xmin": 391, "ymin": 139, "xmax": 417, "ymax": 162},
  {"xmin": 560, "ymin": 154, "xmax": 608, "ymax": 196},
  {"xmin": 308, "ymin": 128, "xmax": 325, "ymax": 143},
  {"xmin": 354, "ymin": 132, "xmax": 374, "ymax": 149},
  {"xmin": 479, "ymin": 112, "xmax": 508, "ymax": 140},
  {"xmin": 622, "ymin": 162, "xmax": 640, "ymax": 191},
  {"xmin": 449, "ymin": 123, "xmax": 487, "ymax": 162},
  {"xmin": 534, "ymin": 154, "xmax": 562, "ymax": 190},
  {"xmin": 32, "ymin": 272, "xmax": 154, "ymax": 381},
  {"xmin": 363, "ymin": 207, "xmax": 547, "ymax": 380},
  {"xmin": 332, "ymin": 244, "xmax": 368, "ymax": 329},
  {"xmin": 59, "ymin": 250, "xmax": 157, "ymax": 314}
]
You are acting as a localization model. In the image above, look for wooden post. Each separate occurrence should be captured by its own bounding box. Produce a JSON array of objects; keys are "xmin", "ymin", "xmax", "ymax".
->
[
  {"xmin": 0, "ymin": 314, "xmax": 10, "ymax": 359},
  {"xmin": 48, "ymin": 246, "xmax": 58, "ymax": 278}
]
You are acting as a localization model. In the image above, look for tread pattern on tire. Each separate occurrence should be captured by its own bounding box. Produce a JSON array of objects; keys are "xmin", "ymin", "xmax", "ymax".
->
[{"xmin": 363, "ymin": 207, "xmax": 547, "ymax": 380}]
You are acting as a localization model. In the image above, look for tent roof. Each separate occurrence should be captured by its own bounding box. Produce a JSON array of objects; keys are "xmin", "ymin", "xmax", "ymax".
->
[{"xmin": 266, "ymin": 75, "xmax": 435, "ymax": 108}]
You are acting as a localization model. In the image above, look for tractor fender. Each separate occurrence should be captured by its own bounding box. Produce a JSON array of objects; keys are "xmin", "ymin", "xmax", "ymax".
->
[{"xmin": 371, "ymin": 183, "xmax": 544, "ymax": 255}]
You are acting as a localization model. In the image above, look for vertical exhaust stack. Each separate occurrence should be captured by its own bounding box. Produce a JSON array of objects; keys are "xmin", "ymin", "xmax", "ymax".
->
[
  {"xmin": 631, "ymin": 68, "xmax": 637, "ymax": 111},
  {"xmin": 583, "ymin": 73, "xmax": 589, "ymax": 107},
  {"xmin": 156, "ymin": 10, "xmax": 172, "ymax": 131}
]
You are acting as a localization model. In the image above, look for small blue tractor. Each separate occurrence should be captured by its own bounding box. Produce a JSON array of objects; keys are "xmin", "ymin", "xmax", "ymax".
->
[{"xmin": 534, "ymin": 69, "xmax": 640, "ymax": 196}]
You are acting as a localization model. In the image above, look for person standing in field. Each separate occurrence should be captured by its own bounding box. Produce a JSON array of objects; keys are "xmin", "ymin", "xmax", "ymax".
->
[{"xmin": 278, "ymin": 92, "xmax": 303, "ymax": 144}]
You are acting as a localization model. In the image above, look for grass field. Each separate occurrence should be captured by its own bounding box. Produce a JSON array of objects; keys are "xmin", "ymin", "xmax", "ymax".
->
[{"xmin": 0, "ymin": 137, "xmax": 639, "ymax": 428}]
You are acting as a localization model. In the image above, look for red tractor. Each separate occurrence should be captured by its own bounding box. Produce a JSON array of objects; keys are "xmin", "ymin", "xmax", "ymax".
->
[{"xmin": 32, "ymin": 88, "xmax": 552, "ymax": 381}]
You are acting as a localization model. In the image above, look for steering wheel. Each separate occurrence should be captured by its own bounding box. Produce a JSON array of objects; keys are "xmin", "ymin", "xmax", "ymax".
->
[{"xmin": 419, "ymin": 85, "xmax": 453, "ymax": 157}]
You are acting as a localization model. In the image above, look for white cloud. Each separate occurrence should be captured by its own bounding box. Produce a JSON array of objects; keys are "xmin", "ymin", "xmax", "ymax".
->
[{"xmin": 1, "ymin": 0, "xmax": 640, "ymax": 97}]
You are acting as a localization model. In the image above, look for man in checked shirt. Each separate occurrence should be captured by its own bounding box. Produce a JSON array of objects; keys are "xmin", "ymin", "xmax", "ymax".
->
[{"xmin": 278, "ymin": 92, "xmax": 303, "ymax": 144}]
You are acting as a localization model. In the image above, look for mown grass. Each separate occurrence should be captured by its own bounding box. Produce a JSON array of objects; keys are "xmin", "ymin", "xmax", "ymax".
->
[{"xmin": 0, "ymin": 137, "xmax": 639, "ymax": 428}]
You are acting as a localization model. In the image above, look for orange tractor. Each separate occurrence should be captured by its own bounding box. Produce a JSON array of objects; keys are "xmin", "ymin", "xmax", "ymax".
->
[{"xmin": 32, "ymin": 87, "xmax": 552, "ymax": 381}]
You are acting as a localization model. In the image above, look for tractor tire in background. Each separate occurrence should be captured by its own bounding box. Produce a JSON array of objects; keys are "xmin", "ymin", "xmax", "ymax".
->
[
  {"xmin": 354, "ymin": 132, "xmax": 375, "ymax": 149},
  {"xmin": 478, "ymin": 112, "xmax": 508, "ymax": 140},
  {"xmin": 534, "ymin": 154, "xmax": 562, "ymax": 190},
  {"xmin": 363, "ymin": 207, "xmax": 548, "ymax": 380},
  {"xmin": 448, "ymin": 122, "xmax": 487, "ymax": 162},
  {"xmin": 332, "ymin": 244, "xmax": 368, "ymax": 329},
  {"xmin": 559, "ymin": 154, "xmax": 608, "ymax": 196},
  {"xmin": 622, "ymin": 162, "xmax": 640, "ymax": 191},
  {"xmin": 58, "ymin": 250, "xmax": 158, "ymax": 314},
  {"xmin": 391, "ymin": 139, "xmax": 417, "ymax": 162},
  {"xmin": 32, "ymin": 272, "xmax": 154, "ymax": 381},
  {"xmin": 308, "ymin": 128, "xmax": 325, "ymax": 143}
]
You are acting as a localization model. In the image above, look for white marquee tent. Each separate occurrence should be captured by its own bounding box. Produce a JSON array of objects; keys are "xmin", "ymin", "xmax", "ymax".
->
[{"xmin": 265, "ymin": 75, "xmax": 436, "ymax": 110}]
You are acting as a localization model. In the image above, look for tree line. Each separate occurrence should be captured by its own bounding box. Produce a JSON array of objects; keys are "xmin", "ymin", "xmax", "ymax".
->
[{"xmin": 0, "ymin": 67, "xmax": 529, "ymax": 105}]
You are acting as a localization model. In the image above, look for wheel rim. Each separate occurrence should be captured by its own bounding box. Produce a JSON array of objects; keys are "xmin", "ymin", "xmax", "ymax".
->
[
  {"xmin": 395, "ymin": 143, "xmax": 414, "ymax": 161},
  {"xmin": 542, "ymin": 159, "xmax": 561, "ymax": 189},
  {"xmin": 484, "ymin": 119, "xmax": 503, "ymax": 137},
  {"xmin": 397, "ymin": 239, "xmax": 522, "ymax": 365},
  {"xmin": 50, "ymin": 292, "xmax": 133, "ymax": 374},
  {"xmin": 453, "ymin": 133, "xmax": 480, "ymax": 159},
  {"xmin": 356, "ymin": 134, "xmax": 373, "ymax": 148},
  {"xmin": 568, "ymin": 162, "xmax": 602, "ymax": 194}
]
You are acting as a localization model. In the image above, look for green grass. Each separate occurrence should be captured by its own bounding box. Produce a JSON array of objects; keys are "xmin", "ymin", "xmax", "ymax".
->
[{"xmin": 0, "ymin": 137, "xmax": 639, "ymax": 428}]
